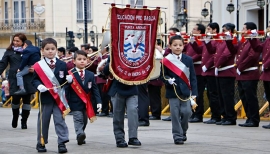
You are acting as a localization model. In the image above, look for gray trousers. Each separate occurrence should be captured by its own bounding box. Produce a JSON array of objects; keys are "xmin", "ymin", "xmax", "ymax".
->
[
  {"xmin": 111, "ymin": 93, "xmax": 138, "ymax": 143},
  {"xmin": 16, "ymin": 65, "xmax": 30, "ymax": 87},
  {"xmin": 37, "ymin": 102, "xmax": 69, "ymax": 144},
  {"xmin": 169, "ymin": 98, "xmax": 192, "ymax": 140},
  {"xmin": 72, "ymin": 110, "xmax": 88, "ymax": 136}
]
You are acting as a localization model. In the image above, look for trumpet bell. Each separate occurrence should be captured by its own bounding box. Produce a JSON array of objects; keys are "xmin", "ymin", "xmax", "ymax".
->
[{"xmin": 100, "ymin": 30, "xmax": 111, "ymax": 50}]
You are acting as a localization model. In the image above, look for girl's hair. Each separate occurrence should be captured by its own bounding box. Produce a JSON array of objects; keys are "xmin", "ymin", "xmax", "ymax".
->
[
  {"xmin": 7, "ymin": 33, "xmax": 27, "ymax": 50},
  {"xmin": 41, "ymin": 38, "xmax": 57, "ymax": 49},
  {"xmin": 74, "ymin": 50, "xmax": 87, "ymax": 59},
  {"xmin": 169, "ymin": 35, "xmax": 184, "ymax": 45}
]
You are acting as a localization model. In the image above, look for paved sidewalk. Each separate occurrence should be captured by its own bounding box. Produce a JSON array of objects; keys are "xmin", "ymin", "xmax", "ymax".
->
[{"xmin": 0, "ymin": 107, "xmax": 270, "ymax": 154}]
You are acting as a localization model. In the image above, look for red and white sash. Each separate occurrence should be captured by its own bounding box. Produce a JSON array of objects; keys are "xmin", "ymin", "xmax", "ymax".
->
[
  {"xmin": 33, "ymin": 59, "xmax": 70, "ymax": 117},
  {"xmin": 68, "ymin": 70, "xmax": 96, "ymax": 123},
  {"xmin": 161, "ymin": 54, "xmax": 191, "ymax": 90}
]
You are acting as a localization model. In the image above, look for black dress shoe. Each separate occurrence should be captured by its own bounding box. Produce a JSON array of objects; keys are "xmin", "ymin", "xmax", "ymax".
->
[
  {"xmin": 77, "ymin": 133, "xmax": 86, "ymax": 145},
  {"xmin": 36, "ymin": 143, "xmax": 47, "ymax": 152},
  {"xmin": 139, "ymin": 121, "xmax": 150, "ymax": 126},
  {"xmin": 128, "ymin": 138, "xmax": 141, "ymax": 146},
  {"xmin": 239, "ymin": 122, "xmax": 259, "ymax": 127},
  {"xmin": 174, "ymin": 139, "xmax": 184, "ymax": 145},
  {"xmin": 98, "ymin": 112, "xmax": 108, "ymax": 117},
  {"xmin": 183, "ymin": 134, "xmax": 187, "ymax": 142},
  {"xmin": 216, "ymin": 119, "xmax": 226, "ymax": 125},
  {"xmin": 222, "ymin": 121, "xmax": 236, "ymax": 125},
  {"xmin": 14, "ymin": 89, "xmax": 27, "ymax": 95},
  {"xmin": 116, "ymin": 140, "xmax": 128, "ymax": 148},
  {"xmin": 203, "ymin": 119, "xmax": 220, "ymax": 124},
  {"xmin": 82, "ymin": 140, "xmax": 86, "ymax": 144},
  {"xmin": 262, "ymin": 124, "xmax": 270, "ymax": 129},
  {"xmin": 162, "ymin": 116, "xmax": 171, "ymax": 121},
  {"xmin": 149, "ymin": 116, "xmax": 161, "ymax": 120},
  {"xmin": 58, "ymin": 143, "xmax": 68, "ymax": 153},
  {"xmin": 189, "ymin": 117, "xmax": 202, "ymax": 123}
]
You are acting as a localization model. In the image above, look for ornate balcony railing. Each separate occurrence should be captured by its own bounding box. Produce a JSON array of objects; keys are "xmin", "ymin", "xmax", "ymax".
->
[{"xmin": 0, "ymin": 18, "xmax": 45, "ymax": 33}]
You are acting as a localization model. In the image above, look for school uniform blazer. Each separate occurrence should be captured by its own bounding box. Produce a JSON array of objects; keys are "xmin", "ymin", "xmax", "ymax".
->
[
  {"xmin": 202, "ymin": 41, "xmax": 220, "ymax": 77},
  {"xmin": 160, "ymin": 54, "xmax": 198, "ymax": 98},
  {"xmin": 32, "ymin": 58, "xmax": 68, "ymax": 104},
  {"xmin": 226, "ymin": 39, "xmax": 260, "ymax": 81},
  {"xmin": 184, "ymin": 42, "xmax": 203, "ymax": 76},
  {"xmin": 103, "ymin": 56, "xmax": 138, "ymax": 97},
  {"xmin": 249, "ymin": 38, "xmax": 270, "ymax": 81},
  {"xmin": 207, "ymin": 41, "xmax": 236, "ymax": 77},
  {"xmin": 66, "ymin": 68, "xmax": 101, "ymax": 111}
]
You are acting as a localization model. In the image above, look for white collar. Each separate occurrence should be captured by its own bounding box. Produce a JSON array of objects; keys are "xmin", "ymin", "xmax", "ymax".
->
[
  {"xmin": 45, "ymin": 57, "xmax": 56, "ymax": 64},
  {"xmin": 172, "ymin": 53, "xmax": 182, "ymax": 60},
  {"xmin": 75, "ymin": 67, "xmax": 85, "ymax": 74}
]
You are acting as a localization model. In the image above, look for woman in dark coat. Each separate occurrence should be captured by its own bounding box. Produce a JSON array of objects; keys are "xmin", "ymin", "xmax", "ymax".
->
[{"xmin": 0, "ymin": 33, "xmax": 37, "ymax": 129}]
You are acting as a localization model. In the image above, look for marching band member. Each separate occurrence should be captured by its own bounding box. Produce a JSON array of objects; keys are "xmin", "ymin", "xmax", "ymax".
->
[
  {"xmin": 32, "ymin": 38, "xmax": 72, "ymax": 153},
  {"xmin": 66, "ymin": 50, "xmax": 102, "ymax": 145},
  {"xmin": 249, "ymin": 27, "xmax": 270, "ymax": 129},
  {"xmin": 57, "ymin": 47, "xmax": 66, "ymax": 61},
  {"xmin": 202, "ymin": 22, "xmax": 222, "ymax": 124},
  {"xmin": 185, "ymin": 24, "xmax": 207, "ymax": 123},
  {"xmin": 101, "ymin": 56, "xmax": 141, "ymax": 148},
  {"xmin": 227, "ymin": 22, "xmax": 261, "ymax": 127},
  {"xmin": 208, "ymin": 23, "xmax": 237, "ymax": 125},
  {"xmin": 160, "ymin": 35, "xmax": 197, "ymax": 144}
]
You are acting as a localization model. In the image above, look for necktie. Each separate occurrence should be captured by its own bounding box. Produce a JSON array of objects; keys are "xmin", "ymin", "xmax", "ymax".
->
[
  {"xmin": 80, "ymin": 70, "xmax": 84, "ymax": 81},
  {"xmin": 49, "ymin": 60, "xmax": 55, "ymax": 69}
]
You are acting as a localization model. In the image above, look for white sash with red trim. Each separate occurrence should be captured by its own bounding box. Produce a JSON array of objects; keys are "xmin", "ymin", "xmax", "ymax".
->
[
  {"xmin": 33, "ymin": 59, "xmax": 70, "ymax": 117},
  {"xmin": 161, "ymin": 54, "xmax": 191, "ymax": 90},
  {"xmin": 68, "ymin": 70, "xmax": 96, "ymax": 123}
]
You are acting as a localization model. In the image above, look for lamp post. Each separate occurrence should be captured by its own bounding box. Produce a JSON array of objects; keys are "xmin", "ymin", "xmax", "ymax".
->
[
  {"xmin": 256, "ymin": 0, "xmax": 269, "ymax": 28},
  {"xmin": 84, "ymin": 0, "xmax": 88, "ymax": 44},
  {"xmin": 257, "ymin": 0, "xmax": 266, "ymax": 9},
  {"xmin": 226, "ymin": 0, "xmax": 240, "ymax": 30},
  {"xmin": 161, "ymin": 11, "xmax": 167, "ymax": 45},
  {"xmin": 91, "ymin": 25, "xmax": 98, "ymax": 47},
  {"xmin": 77, "ymin": 28, "xmax": 85, "ymax": 43},
  {"xmin": 201, "ymin": 1, "xmax": 212, "ymax": 23},
  {"xmin": 177, "ymin": 11, "xmax": 188, "ymax": 33}
]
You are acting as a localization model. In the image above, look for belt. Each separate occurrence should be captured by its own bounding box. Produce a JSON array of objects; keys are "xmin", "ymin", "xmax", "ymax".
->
[
  {"xmin": 243, "ymin": 66, "xmax": 258, "ymax": 72},
  {"xmin": 193, "ymin": 61, "xmax": 202, "ymax": 65},
  {"xmin": 218, "ymin": 64, "xmax": 235, "ymax": 71}
]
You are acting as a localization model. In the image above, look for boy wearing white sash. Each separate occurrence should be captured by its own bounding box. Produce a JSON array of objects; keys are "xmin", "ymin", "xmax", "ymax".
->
[
  {"xmin": 160, "ymin": 35, "xmax": 198, "ymax": 145},
  {"xmin": 32, "ymin": 38, "xmax": 73, "ymax": 153}
]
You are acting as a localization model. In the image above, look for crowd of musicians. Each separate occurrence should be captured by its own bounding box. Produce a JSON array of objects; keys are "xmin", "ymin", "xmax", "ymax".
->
[{"xmin": 1, "ymin": 20, "xmax": 270, "ymax": 153}]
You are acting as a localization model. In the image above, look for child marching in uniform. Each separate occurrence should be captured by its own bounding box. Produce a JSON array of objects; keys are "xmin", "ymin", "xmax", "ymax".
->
[
  {"xmin": 160, "ymin": 35, "xmax": 198, "ymax": 145},
  {"xmin": 66, "ymin": 50, "xmax": 102, "ymax": 145},
  {"xmin": 32, "ymin": 38, "xmax": 73, "ymax": 153}
]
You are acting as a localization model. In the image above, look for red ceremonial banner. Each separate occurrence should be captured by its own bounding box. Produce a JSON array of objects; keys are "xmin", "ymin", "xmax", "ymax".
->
[{"xmin": 110, "ymin": 6, "xmax": 160, "ymax": 85}]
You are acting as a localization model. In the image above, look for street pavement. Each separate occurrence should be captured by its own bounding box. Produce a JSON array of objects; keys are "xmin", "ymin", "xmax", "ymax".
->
[{"xmin": 0, "ymin": 107, "xmax": 270, "ymax": 154}]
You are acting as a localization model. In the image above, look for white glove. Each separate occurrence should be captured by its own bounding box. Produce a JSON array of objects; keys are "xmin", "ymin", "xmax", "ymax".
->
[
  {"xmin": 190, "ymin": 36, "xmax": 195, "ymax": 44},
  {"xmin": 66, "ymin": 75, "xmax": 73, "ymax": 83},
  {"xmin": 225, "ymin": 32, "xmax": 231, "ymax": 40},
  {"xmin": 202, "ymin": 65, "xmax": 207, "ymax": 72},
  {"xmin": 37, "ymin": 85, "xmax": 48, "ymax": 93},
  {"xmin": 237, "ymin": 68, "xmax": 241, "ymax": 75},
  {"xmin": 204, "ymin": 36, "xmax": 211, "ymax": 44},
  {"xmin": 250, "ymin": 29, "xmax": 258, "ymax": 37},
  {"xmin": 168, "ymin": 78, "xmax": 177, "ymax": 85},
  {"xmin": 97, "ymin": 103, "xmax": 102, "ymax": 113},
  {"xmin": 262, "ymin": 64, "xmax": 264, "ymax": 72},
  {"xmin": 215, "ymin": 68, "xmax": 218, "ymax": 76}
]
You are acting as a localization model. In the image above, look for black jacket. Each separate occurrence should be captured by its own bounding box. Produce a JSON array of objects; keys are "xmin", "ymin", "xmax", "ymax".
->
[
  {"xmin": 66, "ymin": 68, "xmax": 101, "ymax": 111},
  {"xmin": 0, "ymin": 50, "xmax": 36, "ymax": 95},
  {"xmin": 103, "ymin": 56, "xmax": 138, "ymax": 97},
  {"xmin": 32, "ymin": 58, "xmax": 68, "ymax": 104},
  {"xmin": 19, "ymin": 45, "xmax": 41, "ymax": 70}
]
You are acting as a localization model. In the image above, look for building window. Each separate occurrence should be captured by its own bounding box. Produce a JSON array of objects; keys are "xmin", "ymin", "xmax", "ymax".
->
[
  {"xmin": 13, "ymin": 0, "xmax": 26, "ymax": 23},
  {"xmin": 77, "ymin": 0, "xmax": 92, "ymax": 23},
  {"xmin": 5, "ymin": 1, "xmax": 8, "ymax": 24},
  {"xmin": 130, "ymin": 0, "xmax": 144, "ymax": 8}
]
